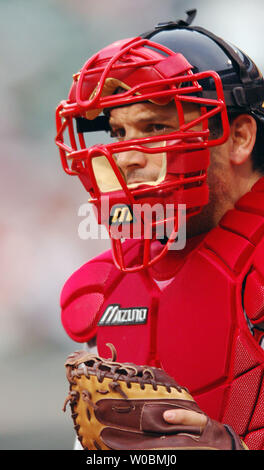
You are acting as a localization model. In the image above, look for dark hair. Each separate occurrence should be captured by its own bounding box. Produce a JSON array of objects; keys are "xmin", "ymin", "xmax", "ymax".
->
[{"xmin": 209, "ymin": 110, "xmax": 264, "ymax": 175}]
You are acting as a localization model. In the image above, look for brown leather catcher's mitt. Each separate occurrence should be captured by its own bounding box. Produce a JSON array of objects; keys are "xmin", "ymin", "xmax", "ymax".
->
[{"xmin": 63, "ymin": 344, "xmax": 246, "ymax": 450}]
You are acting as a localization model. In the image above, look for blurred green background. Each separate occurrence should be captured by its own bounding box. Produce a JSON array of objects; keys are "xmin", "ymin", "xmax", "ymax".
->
[{"xmin": 1, "ymin": 0, "xmax": 264, "ymax": 449}]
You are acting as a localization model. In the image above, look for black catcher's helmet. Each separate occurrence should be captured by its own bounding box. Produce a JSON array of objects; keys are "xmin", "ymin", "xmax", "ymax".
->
[{"xmin": 140, "ymin": 9, "xmax": 264, "ymax": 121}]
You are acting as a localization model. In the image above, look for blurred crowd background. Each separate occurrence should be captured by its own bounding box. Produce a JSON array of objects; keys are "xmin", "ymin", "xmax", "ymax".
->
[{"xmin": 1, "ymin": 0, "xmax": 264, "ymax": 450}]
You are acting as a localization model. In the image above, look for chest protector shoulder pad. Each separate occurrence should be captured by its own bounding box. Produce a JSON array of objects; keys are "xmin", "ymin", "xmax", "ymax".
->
[{"xmin": 60, "ymin": 240, "xmax": 140, "ymax": 343}]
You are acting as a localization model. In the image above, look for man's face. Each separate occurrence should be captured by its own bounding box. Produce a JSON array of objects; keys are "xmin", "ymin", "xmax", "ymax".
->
[
  {"xmin": 109, "ymin": 100, "xmax": 232, "ymax": 238},
  {"xmin": 109, "ymin": 101, "xmax": 201, "ymax": 185}
]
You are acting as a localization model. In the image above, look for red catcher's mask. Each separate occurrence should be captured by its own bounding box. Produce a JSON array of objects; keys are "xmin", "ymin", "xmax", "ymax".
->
[{"xmin": 55, "ymin": 36, "xmax": 230, "ymax": 272}]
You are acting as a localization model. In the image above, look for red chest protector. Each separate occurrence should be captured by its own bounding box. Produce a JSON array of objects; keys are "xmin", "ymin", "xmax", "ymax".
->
[{"xmin": 61, "ymin": 178, "xmax": 264, "ymax": 449}]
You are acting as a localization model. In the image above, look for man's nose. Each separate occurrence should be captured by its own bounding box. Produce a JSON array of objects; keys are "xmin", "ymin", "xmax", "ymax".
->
[{"xmin": 115, "ymin": 149, "xmax": 147, "ymax": 172}]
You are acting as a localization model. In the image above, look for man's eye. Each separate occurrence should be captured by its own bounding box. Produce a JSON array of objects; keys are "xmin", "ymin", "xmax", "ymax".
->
[
  {"xmin": 110, "ymin": 128, "xmax": 125, "ymax": 139},
  {"xmin": 109, "ymin": 123, "xmax": 171, "ymax": 139},
  {"xmin": 146, "ymin": 124, "xmax": 168, "ymax": 133}
]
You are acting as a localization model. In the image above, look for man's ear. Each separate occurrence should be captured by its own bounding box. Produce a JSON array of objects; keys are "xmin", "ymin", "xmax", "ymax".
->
[{"xmin": 229, "ymin": 114, "xmax": 257, "ymax": 165}]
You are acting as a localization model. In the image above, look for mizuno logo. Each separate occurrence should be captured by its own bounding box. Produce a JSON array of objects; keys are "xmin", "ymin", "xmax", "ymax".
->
[
  {"xmin": 109, "ymin": 205, "xmax": 134, "ymax": 225},
  {"xmin": 98, "ymin": 304, "xmax": 148, "ymax": 326}
]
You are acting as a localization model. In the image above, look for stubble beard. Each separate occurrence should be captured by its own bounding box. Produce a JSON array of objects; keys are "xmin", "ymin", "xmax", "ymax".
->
[{"xmin": 186, "ymin": 150, "xmax": 234, "ymax": 239}]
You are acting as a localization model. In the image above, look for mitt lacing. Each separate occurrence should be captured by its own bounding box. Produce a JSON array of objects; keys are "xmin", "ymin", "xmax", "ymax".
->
[
  {"xmin": 65, "ymin": 343, "xmax": 185, "ymax": 399},
  {"xmin": 62, "ymin": 390, "xmax": 79, "ymax": 412},
  {"xmin": 69, "ymin": 357, "xmax": 183, "ymax": 392},
  {"xmin": 87, "ymin": 360, "xmax": 175, "ymax": 395}
]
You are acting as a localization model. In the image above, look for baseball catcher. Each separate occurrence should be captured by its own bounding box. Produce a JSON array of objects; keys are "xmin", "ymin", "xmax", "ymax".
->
[{"xmin": 55, "ymin": 10, "xmax": 264, "ymax": 449}]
